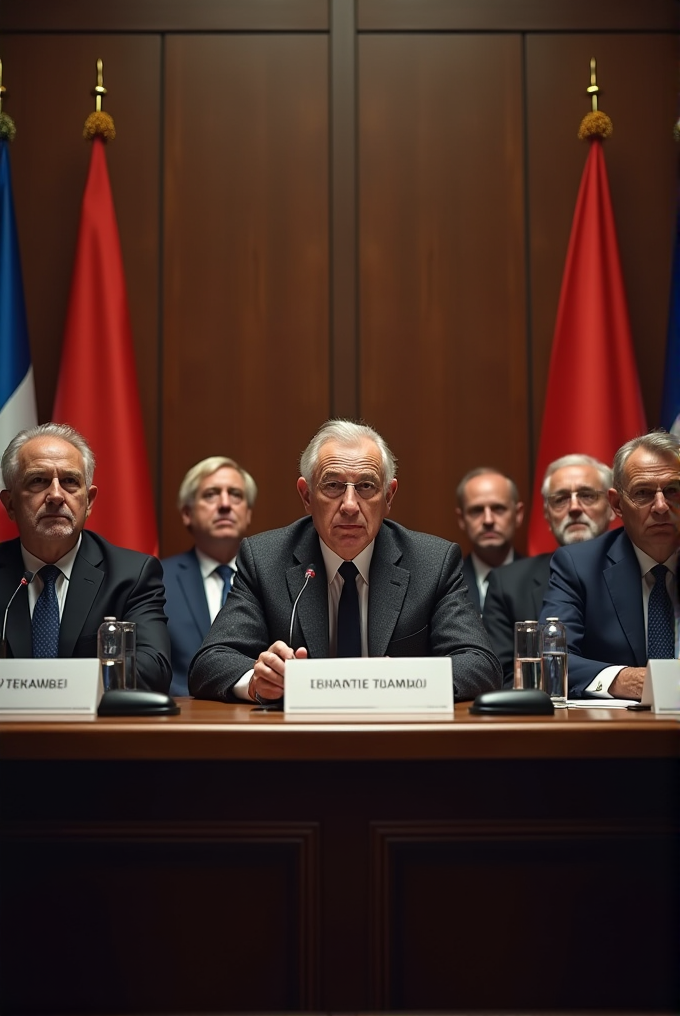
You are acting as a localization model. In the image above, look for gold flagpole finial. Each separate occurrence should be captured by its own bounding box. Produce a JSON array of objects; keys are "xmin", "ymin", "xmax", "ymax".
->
[
  {"xmin": 578, "ymin": 56, "xmax": 613, "ymax": 141},
  {"xmin": 83, "ymin": 58, "xmax": 116, "ymax": 142},
  {"xmin": 0, "ymin": 58, "xmax": 18, "ymax": 141}
]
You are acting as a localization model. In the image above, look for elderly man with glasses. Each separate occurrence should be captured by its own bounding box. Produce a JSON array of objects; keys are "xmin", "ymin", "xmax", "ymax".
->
[
  {"xmin": 189, "ymin": 419, "xmax": 501, "ymax": 704},
  {"xmin": 539, "ymin": 431, "xmax": 680, "ymax": 700},
  {"xmin": 483, "ymin": 454, "xmax": 613, "ymax": 685}
]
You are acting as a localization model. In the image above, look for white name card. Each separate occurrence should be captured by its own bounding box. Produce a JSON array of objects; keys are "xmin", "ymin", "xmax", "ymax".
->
[
  {"xmin": 284, "ymin": 657, "xmax": 454, "ymax": 714},
  {"xmin": 642, "ymin": 659, "xmax": 680, "ymax": 713},
  {"xmin": 0, "ymin": 659, "xmax": 103, "ymax": 715}
]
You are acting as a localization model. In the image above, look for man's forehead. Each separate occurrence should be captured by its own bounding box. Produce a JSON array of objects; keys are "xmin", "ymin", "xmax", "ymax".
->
[
  {"xmin": 198, "ymin": 466, "xmax": 244, "ymax": 491},
  {"xmin": 464, "ymin": 474, "xmax": 511, "ymax": 504},
  {"xmin": 624, "ymin": 449, "xmax": 680, "ymax": 483},
  {"xmin": 19, "ymin": 438, "xmax": 85, "ymax": 474},
  {"xmin": 549, "ymin": 465, "xmax": 602, "ymax": 491},
  {"xmin": 315, "ymin": 439, "xmax": 383, "ymax": 474}
]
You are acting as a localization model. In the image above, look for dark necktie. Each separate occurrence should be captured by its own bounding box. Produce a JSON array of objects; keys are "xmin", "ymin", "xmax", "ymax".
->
[
  {"xmin": 214, "ymin": 564, "xmax": 234, "ymax": 607},
  {"xmin": 647, "ymin": 563, "xmax": 675, "ymax": 659},
  {"xmin": 32, "ymin": 565, "xmax": 61, "ymax": 658},
  {"xmin": 337, "ymin": 561, "xmax": 361, "ymax": 657}
]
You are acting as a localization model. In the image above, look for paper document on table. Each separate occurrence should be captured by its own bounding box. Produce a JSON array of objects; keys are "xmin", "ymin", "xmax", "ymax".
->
[{"xmin": 567, "ymin": 699, "xmax": 638, "ymax": 709}]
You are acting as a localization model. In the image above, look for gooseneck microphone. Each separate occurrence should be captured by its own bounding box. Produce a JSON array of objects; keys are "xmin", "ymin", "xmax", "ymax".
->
[
  {"xmin": 289, "ymin": 565, "xmax": 316, "ymax": 647},
  {"xmin": 1, "ymin": 570, "xmax": 35, "ymax": 658}
]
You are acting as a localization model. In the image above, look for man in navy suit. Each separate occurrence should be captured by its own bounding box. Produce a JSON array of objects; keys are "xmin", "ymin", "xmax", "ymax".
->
[
  {"xmin": 483, "ymin": 454, "xmax": 613, "ymax": 685},
  {"xmin": 189, "ymin": 420, "xmax": 500, "ymax": 704},
  {"xmin": 456, "ymin": 467, "xmax": 524, "ymax": 613},
  {"xmin": 0, "ymin": 423, "xmax": 171, "ymax": 691},
  {"xmin": 162, "ymin": 456, "xmax": 257, "ymax": 695},
  {"xmin": 540, "ymin": 432, "xmax": 680, "ymax": 700}
]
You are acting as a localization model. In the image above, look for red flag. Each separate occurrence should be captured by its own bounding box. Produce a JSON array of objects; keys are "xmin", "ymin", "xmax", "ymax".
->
[
  {"xmin": 527, "ymin": 139, "xmax": 646, "ymax": 555},
  {"xmin": 53, "ymin": 137, "xmax": 158, "ymax": 554}
]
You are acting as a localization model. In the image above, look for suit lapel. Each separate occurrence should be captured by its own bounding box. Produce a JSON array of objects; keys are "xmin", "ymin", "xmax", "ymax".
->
[
  {"xmin": 368, "ymin": 526, "xmax": 409, "ymax": 657},
  {"xmin": 0, "ymin": 540, "xmax": 32, "ymax": 657},
  {"xmin": 287, "ymin": 527, "xmax": 328, "ymax": 657},
  {"xmin": 178, "ymin": 550, "xmax": 211, "ymax": 636},
  {"xmin": 59, "ymin": 532, "xmax": 104, "ymax": 657},
  {"xmin": 603, "ymin": 531, "xmax": 646, "ymax": 665}
]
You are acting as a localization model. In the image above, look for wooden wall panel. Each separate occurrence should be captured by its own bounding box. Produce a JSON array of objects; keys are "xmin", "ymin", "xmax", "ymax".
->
[
  {"xmin": 527, "ymin": 34, "xmax": 678, "ymax": 443},
  {"xmin": 161, "ymin": 35, "xmax": 329, "ymax": 553},
  {"xmin": 359, "ymin": 35, "xmax": 528, "ymax": 546},
  {"xmin": 0, "ymin": 35, "xmax": 162, "ymax": 496}
]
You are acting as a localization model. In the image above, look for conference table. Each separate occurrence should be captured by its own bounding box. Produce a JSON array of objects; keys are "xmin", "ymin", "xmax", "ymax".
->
[{"xmin": 0, "ymin": 699, "xmax": 678, "ymax": 1015}]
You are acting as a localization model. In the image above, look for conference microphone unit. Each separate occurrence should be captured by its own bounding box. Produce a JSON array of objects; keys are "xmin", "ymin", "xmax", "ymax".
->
[
  {"xmin": 1, "ymin": 571, "xmax": 34, "ymax": 659},
  {"xmin": 289, "ymin": 565, "xmax": 316, "ymax": 647}
]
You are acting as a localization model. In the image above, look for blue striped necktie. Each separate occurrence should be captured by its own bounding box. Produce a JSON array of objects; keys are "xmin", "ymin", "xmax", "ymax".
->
[
  {"xmin": 647, "ymin": 563, "xmax": 675, "ymax": 659},
  {"xmin": 214, "ymin": 564, "xmax": 234, "ymax": 607},
  {"xmin": 32, "ymin": 565, "xmax": 61, "ymax": 658}
]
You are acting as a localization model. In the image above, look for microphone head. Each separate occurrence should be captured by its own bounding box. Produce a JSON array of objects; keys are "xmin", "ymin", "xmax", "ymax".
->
[
  {"xmin": 22, "ymin": 570, "xmax": 35, "ymax": 585},
  {"xmin": 305, "ymin": 565, "xmax": 316, "ymax": 579}
]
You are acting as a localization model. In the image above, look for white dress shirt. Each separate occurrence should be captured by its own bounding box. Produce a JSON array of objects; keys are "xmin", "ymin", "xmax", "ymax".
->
[
  {"xmin": 194, "ymin": 548, "xmax": 238, "ymax": 623},
  {"xmin": 21, "ymin": 536, "xmax": 82, "ymax": 619}
]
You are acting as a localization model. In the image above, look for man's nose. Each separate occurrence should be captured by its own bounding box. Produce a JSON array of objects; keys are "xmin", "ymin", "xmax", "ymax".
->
[
  {"xmin": 567, "ymin": 493, "xmax": 582, "ymax": 515},
  {"xmin": 482, "ymin": 507, "xmax": 495, "ymax": 525},
  {"xmin": 340, "ymin": 484, "xmax": 360, "ymax": 510},
  {"xmin": 652, "ymin": 489, "xmax": 670, "ymax": 512},
  {"xmin": 45, "ymin": 479, "xmax": 64, "ymax": 502},
  {"xmin": 218, "ymin": 490, "xmax": 233, "ymax": 509}
]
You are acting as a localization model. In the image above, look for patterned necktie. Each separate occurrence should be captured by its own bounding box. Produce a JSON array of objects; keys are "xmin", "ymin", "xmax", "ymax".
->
[
  {"xmin": 647, "ymin": 563, "xmax": 675, "ymax": 659},
  {"xmin": 214, "ymin": 564, "xmax": 234, "ymax": 607},
  {"xmin": 337, "ymin": 561, "xmax": 361, "ymax": 657},
  {"xmin": 32, "ymin": 565, "xmax": 61, "ymax": 658}
]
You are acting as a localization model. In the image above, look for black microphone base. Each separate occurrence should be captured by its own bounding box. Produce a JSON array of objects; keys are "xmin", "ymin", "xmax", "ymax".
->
[{"xmin": 98, "ymin": 690, "xmax": 180, "ymax": 717}]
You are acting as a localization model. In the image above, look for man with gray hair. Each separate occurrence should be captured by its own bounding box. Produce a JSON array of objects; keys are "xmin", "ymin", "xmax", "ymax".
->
[
  {"xmin": 540, "ymin": 431, "xmax": 680, "ymax": 699},
  {"xmin": 0, "ymin": 423, "xmax": 171, "ymax": 690},
  {"xmin": 483, "ymin": 453, "xmax": 613, "ymax": 685},
  {"xmin": 162, "ymin": 456, "xmax": 257, "ymax": 696},
  {"xmin": 189, "ymin": 419, "xmax": 501, "ymax": 704}
]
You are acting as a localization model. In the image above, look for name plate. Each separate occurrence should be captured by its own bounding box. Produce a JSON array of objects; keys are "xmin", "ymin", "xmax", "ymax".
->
[
  {"xmin": 642, "ymin": 659, "xmax": 680, "ymax": 713},
  {"xmin": 0, "ymin": 659, "xmax": 103, "ymax": 715},
  {"xmin": 284, "ymin": 657, "xmax": 454, "ymax": 714}
]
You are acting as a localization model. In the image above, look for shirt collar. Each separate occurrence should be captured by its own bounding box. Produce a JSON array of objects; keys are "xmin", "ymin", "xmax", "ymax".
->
[
  {"xmin": 21, "ymin": 534, "xmax": 82, "ymax": 580},
  {"xmin": 471, "ymin": 548, "xmax": 514, "ymax": 583},
  {"xmin": 195, "ymin": 547, "xmax": 238, "ymax": 579},
  {"xmin": 630, "ymin": 542, "xmax": 679, "ymax": 578},
  {"xmin": 319, "ymin": 537, "xmax": 376, "ymax": 584}
]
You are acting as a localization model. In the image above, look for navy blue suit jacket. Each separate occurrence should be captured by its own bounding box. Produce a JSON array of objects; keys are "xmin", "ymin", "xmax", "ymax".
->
[
  {"xmin": 539, "ymin": 528, "xmax": 647, "ymax": 697},
  {"xmin": 161, "ymin": 548, "xmax": 212, "ymax": 696}
]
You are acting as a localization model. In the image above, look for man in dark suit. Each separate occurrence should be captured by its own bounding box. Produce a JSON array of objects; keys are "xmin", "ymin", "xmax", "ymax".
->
[
  {"xmin": 539, "ymin": 432, "xmax": 680, "ymax": 700},
  {"xmin": 162, "ymin": 456, "xmax": 257, "ymax": 696},
  {"xmin": 483, "ymin": 454, "xmax": 613, "ymax": 685},
  {"xmin": 0, "ymin": 423, "xmax": 171, "ymax": 691},
  {"xmin": 189, "ymin": 420, "xmax": 501, "ymax": 704},
  {"xmin": 456, "ymin": 468, "xmax": 524, "ymax": 613}
]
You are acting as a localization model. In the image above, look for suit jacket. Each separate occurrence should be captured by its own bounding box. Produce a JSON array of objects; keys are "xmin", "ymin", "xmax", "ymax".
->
[
  {"xmin": 161, "ymin": 548, "xmax": 212, "ymax": 696},
  {"xmin": 482, "ymin": 553, "xmax": 552, "ymax": 687},
  {"xmin": 538, "ymin": 528, "xmax": 647, "ymax": 697},
  {"xmin": 189, "ymin": 517, "xmax": 501, "ymax": 702},
  {"xmin": 0, "ymin": 531, "xmax": 171, "ymax": 692},
  {"xmin": 462, "ymin": 551, "xmax": 525, "ymax": 615}
]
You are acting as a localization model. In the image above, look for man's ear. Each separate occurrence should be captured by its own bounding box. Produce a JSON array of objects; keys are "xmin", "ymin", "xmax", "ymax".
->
[
  {"xmin": 455, "ymin": 506, "xmax": 465, "ymax": 532},
  {"xmin": 385, "ymin": 478, "xmax": 398, "ymax": 511},
  {"xmin": 515, "ymin": 501, "xmax": 525, "ymax": 527},
  {"xmin": 0, "ymin": 489, "xmax": 15, "ymax": 521},
  {"xmin": 608, "ymin": 487, "xmax": 623, "ymax": 520},
  {"xmin": 85, "ymin": 485, "xmax": 98, "ymax": 519},
  {"xmin": 180, "ymin": 504, "xmax": 194, "ymax": 532},
  {"xmin": 297, "ymin": 477, "xmax": 312, "ymax": 514}
]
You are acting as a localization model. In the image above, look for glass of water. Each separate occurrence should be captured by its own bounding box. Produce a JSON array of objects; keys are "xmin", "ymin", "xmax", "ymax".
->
[{"xmin": 514, "ymin": 621, "xmax": 543, "ymax": 690}]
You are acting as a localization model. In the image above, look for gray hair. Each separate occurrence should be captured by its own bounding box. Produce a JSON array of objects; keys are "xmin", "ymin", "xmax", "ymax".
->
[
  {"xmin": 177, "ymin": 456, "xmax": 258, "ymax": 510},
  {"xmin": 299, "ymin": 420, "xmax": 397, "ymax": 494},
  {"xmin": 456, "ymin": 467, "xmax": 519, "ymax": 508},
  {"xmin": 612, "ymin": 431, "xmax": 680, "ymax": 490},
  {"xmin": 1, "ymin": 423, "xmax": 96, "ymax": 489},
  {"xmin": 541, "ymin": 454, "xmax": 613, "ymax": 499}
]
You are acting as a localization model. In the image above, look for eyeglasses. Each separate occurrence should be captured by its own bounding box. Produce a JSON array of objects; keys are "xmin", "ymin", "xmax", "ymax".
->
[
  {"xmin": 201, "ymin": 487, "xmax": 246, "ymax": 505},
  {"xmin": 619, "ymin": 483, "xmax": 680, "ymax": 509},
  {"xmin": 545, "ymin": 488, "xmax": 607, "ymax": 511},
  {"xmin": 317, "ymin": 480, "xmax": 382, "ymax": 500}
]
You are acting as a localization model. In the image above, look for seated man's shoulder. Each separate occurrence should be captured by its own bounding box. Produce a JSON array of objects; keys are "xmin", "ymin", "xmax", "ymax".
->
[
  {"xmin": 240, "ymin": 517, "xmax": 313, "ymax": 555},
  {"xmin": 82, "ymin": 530, "xmax": 159, "ymax": 570},
  {"xmin": 552, "ymin": 527, "xmax": 620, "ymax": 567},
  {"xmin": 380, "ymin": 519, "xmax": 455, "ymax": 558}
]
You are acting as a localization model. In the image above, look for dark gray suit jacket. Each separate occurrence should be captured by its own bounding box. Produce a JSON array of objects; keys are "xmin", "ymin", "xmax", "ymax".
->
[
  {"xmin": 188, "ymin": 517, "xmax": 501, "ymax": 702},
  {"xmin": 482, "ymin": 553, "xmax": 552, "ymax": 686},
  {"xmin": 0, "ymin": 531, "xmax": 171, "ymax": 692}
]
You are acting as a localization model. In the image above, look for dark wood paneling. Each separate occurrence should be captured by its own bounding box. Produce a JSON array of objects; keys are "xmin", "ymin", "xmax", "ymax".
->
[
  {"xmin": 527, "ymin": 34, "xmax": 678, "ymax": 445},
  {"xmin": 161, "ymin": 35, "xmax": 329, "ymax": 554},
  {"xmin": 0, "ymin": 35, "xmax": 162, "ymax": 494},
  {"xmin": 358, "ymin": 0, "xmax": 679, "ymax": 32},
  {"xmin": 359, "ymin": 34, "xmax": 529, "ymax": 544},
  {"xmin": 0, "ymin": 0, "xmax": 328, "ymax": 32}
]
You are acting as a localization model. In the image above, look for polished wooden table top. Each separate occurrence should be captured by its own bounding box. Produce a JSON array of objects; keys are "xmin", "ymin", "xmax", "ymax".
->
[{"xmin": 0, "ymin": 697, "xmax": 678, "ymax": 761}]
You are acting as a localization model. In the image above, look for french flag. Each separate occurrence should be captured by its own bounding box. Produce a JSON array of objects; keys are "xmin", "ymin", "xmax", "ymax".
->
[{"xmin": 0, "ymin": 138, "xmax": 37, "ymax": 540}]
